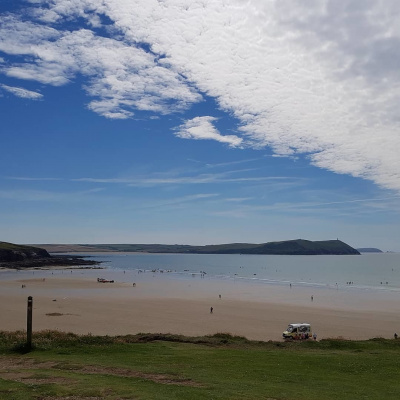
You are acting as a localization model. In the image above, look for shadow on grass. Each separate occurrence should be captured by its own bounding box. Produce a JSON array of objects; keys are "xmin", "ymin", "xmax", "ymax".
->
[{"xmin": 11, "ymin": 342, "xmax": 36, "ymax": 354}]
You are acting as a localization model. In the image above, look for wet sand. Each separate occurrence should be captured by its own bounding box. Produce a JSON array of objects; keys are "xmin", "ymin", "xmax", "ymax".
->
[{"xmin": 1, "ymin": 268, "xmax": 400, "ymax": 341}]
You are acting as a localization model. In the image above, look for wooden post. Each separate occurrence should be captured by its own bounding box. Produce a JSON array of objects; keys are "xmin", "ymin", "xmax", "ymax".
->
[{"xmin": 27, "ymin": 296, "xmax": 33, "ymax": 349}]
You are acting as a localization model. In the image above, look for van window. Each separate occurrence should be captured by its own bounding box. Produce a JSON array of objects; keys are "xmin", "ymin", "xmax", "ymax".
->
[{"xmin": 299, "ymin": 325, "xmax": 310, "ymax": 333}]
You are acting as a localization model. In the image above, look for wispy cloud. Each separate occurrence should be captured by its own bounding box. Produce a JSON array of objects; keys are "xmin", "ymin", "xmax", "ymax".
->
[
  {"xmin": 0, "ymin": 84, "xmax": 43, "ymax": 100},
  {"xmin": 187, "ymin": 158, "xmax": 260, "ymax": 168},
  {"xmin": 71, "ymin": 172, "xmax": 291, "ymax": 187},
  {"xmin": 225, "ymin": 197, "xmax": 254, "ymax": 203},
  {"xmin": 233, "ymin": 195, "xmax": 400, "ymax": 214},
  {"xmin": 6, "ymin": 176, "xmax": 61, "ymax": 181},
  {"xmin": 0, "ymin": 188, "xmax": 104, "ymax": 202},
  {"xmin": 6, "ymin": 167, "xmax": 295, "ymax": 191},
  {"xmin": 137, "ymin": 193, "xmax": 219, "ymax": 210},
  {"xmin": 210, "ymin": 194, "xmax": 400, "ymax": 220}
]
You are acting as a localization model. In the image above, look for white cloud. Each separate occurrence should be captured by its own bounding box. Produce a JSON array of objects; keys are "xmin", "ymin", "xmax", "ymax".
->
[
  {"xmin": 175, "ymin": 116, "xmax": 242, "ymax": 148},
  {"xmin": 1, "ymin": 0, "xmax": 400, "ymax": 191},
  {"xmin": 0, "ymin": 84, "xmax": 43, "ymax": 100},
  {"xmin": 0, "ymin": 14, "xmax": 201, "ymax": 118}
]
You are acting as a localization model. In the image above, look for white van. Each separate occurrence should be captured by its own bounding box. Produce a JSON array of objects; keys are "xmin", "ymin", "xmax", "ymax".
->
[{"xmin": 282, "ymin": 323, "xmax": 312, "ymax": 340}]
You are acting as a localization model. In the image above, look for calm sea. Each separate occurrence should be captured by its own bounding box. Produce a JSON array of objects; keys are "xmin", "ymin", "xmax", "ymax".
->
[{"xmin": 74, "ymin": 252, "xmax": 400, "ymax": 292}]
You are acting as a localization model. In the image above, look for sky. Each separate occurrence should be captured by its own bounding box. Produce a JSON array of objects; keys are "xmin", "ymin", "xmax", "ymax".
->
[{"xmin": 1, "ymin": 0, "xmax": 400, "ymax": 251}]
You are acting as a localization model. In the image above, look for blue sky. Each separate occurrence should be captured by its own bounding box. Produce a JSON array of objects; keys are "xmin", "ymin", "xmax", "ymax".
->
[{"xmin": 1, "ymin": 0, "xmax": 400, "ymax": 250}]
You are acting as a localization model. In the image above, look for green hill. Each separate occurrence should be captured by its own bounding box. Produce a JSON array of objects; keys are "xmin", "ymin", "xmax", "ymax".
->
[
  {"xmin": 0, "ymin": 241, "xmax": 50, "ymax": 262},
  {"xmin": 0, "ymin": 241, "xmax": 101, "ymax": 269},
  {"xmin": 86, "ymin": 239, "xmax": 360, "ymax": 255},
  {"xmin": 193, "ymin": 239, "xmax": 359, "ymax": 255}
]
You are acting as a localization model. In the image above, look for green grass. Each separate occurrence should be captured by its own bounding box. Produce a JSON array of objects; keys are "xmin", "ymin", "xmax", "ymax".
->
[
  {"xmin": 1, "ymin": 331, "xmax": 400, "ymax": 399},
  {"xmin": 0, "ymin": 242, "xmax": 40, "ymax": 251}
]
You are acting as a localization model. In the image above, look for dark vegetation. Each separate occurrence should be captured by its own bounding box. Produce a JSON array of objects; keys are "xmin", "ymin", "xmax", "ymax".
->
[
  {"xmin": 0, "ymin": 331, "xmax": 399, "ymax": 399},
  {"xmin": 87, "ymin": 239, "xmax": 360, "ymax": 255},
  {"xmin": 0, "ymin": 242, "xmax": 50, "ymax": 261},
  {"xmin": 0, "ymin": 241, "xmax": 101, "ymax": 269}
]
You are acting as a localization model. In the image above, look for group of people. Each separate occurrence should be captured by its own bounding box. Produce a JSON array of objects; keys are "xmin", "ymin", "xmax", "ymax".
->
[{"xmin": 292, "ymin": 332, "xmax": 317, "ymax": 341}]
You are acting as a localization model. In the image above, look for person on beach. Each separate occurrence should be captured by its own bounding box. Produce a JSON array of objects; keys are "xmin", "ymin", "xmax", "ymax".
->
[
  {"xmin": 210, "ymin": 307, "xmax": 213, "ymax": 314},
  {"xmin": 311, "ymin": 295, "xmax": 314, "ymax": 302}
]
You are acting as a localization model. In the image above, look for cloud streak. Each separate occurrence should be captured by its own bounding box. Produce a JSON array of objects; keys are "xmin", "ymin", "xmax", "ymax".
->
[
  {"xmin": 0, "ymin": 84, "xmax": 43, "ymax": 100},
  {"xmin": 71, "ymin": 173, "xmax": 290, "ymax": 187},
  {"xmin": 1, "ymin": 0, "xmax": 400, "ymax": 191}
]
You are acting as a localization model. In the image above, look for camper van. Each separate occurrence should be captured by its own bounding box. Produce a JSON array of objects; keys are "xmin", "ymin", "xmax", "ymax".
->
[{"xmin": 282, "ymin": 323, "xmax": 312, "ymax": 340}]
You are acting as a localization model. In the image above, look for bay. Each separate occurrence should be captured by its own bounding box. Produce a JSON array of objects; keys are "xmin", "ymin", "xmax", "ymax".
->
[{"xmin": 77, "ymin": 252, "xmax": 400, "ymax": 292}]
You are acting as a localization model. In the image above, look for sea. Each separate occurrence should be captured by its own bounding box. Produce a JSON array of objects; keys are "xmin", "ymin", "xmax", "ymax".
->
[{"xmin": 68, "ymin": 252, "xmax": 400, "ymax": 293}]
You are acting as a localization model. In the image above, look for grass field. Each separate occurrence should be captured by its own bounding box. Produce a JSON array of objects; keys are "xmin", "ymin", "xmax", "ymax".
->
[{"xmin": 1, "ymin": 331, "xmax": 400, "ymax": 399}]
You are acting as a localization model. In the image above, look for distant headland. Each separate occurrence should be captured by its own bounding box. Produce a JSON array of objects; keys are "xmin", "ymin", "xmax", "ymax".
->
[
  {"xmin": 38, "ymin": 239, "xmax": 360, "ymax": 256},
  {"xmin": 356, "ymin": 248, "xmax": 383, "ymax": 253}
]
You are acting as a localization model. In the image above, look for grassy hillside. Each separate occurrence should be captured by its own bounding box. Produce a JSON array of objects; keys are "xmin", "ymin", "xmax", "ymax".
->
[
  {"xmin": 245, "ymin": 239, "xmax": 360, "ymax": 255},
  {"xmin": 0, "ymin": 331, "xmax": 399, "ymax": 399},
  {"xmin": 85, "ymin": 239, "xmax": 360, "ymax": 255},
  {"xmin": 0, "ymin": 241, "xmax": 50, "ymax": 262},
  {"xmin": 0, "ymin": 242, "xmax": 101, "ymax": 268}
]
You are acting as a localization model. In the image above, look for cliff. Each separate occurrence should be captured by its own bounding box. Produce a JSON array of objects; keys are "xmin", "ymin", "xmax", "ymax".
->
[
  {"xmin": 0, "ymin": 241, "xmax": 50, "ymax": 262},
  {"xmin": 0, "ymin": 241, "xmax": 101, "ymax": 269}
]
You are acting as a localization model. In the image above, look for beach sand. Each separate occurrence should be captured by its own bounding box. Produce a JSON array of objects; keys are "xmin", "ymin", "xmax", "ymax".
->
[{"xmin": 1, "ymin": 268, "xmax": 400, "ymax": 341}]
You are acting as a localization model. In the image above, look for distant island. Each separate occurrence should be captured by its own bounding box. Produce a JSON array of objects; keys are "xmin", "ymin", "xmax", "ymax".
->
[
  {"xmin": 39, "ymin": 239, "xmax": 360, "ymax": 256},
  {"xmin": 0, "ymin": 241, "xmax": 101, "ymax": 269},
  {"xmin": 356, "ymin": 248, "xmax": 383, "ymax": 253}
]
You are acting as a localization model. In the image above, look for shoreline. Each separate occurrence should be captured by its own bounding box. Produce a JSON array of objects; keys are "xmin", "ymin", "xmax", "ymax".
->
[{"xmin": 1, "ymin": 268, "xmax": 400, "ymax": 341}]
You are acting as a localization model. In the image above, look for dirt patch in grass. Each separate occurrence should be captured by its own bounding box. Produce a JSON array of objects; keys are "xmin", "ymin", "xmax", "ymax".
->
[
  {"xmin": 64, "ymin": 364, "xmax": 203, "ymax": 387},
  {"xmin": 45, "ymin": 313, "xmax": 77, "ymax": 317},
  {"xmin": 0, "ymin": 371, "xmax": 73, "ymax": 385},
  {"xmin": 0, "ymin": 356, "xmax": 202, "ymax": 387},
  {"xmin": 39, "ymin": 397, "xmax": 109, "ymax": 400},
  {"xmin": 0, "ymin": 357, "xmax": 57, "ymax": 370}
]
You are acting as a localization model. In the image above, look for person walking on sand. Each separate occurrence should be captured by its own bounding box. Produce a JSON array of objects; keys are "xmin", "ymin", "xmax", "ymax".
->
[
  {"xmin": 210, "ymin": 307, "xmax": 213, "ymax": 314},
  {"xmin": 311, "ymin": 295, "xmax": 314, "ymax": 302}
]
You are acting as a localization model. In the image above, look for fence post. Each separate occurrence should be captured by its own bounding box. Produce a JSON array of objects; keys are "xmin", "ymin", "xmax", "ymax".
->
[{"xmin": 27, "ymin": 296, "xmax": 33, "ymax": 349}]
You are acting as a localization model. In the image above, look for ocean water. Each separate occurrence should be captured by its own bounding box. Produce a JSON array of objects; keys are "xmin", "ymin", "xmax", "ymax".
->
[{"xmin": 75, "ymin": 252, "xmax": 400, "ymax": 292}]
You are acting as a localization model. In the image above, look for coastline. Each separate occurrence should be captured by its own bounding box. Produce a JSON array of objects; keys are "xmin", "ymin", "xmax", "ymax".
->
[{"xmin": 1, "ymin": 268, "xmax": 400, "ymax": 341}]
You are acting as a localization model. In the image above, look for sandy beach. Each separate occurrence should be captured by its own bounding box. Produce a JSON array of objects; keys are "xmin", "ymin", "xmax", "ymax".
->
[{"xmin": 1, "ymin": 268, "xmax": 400, "ymax": 341}]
